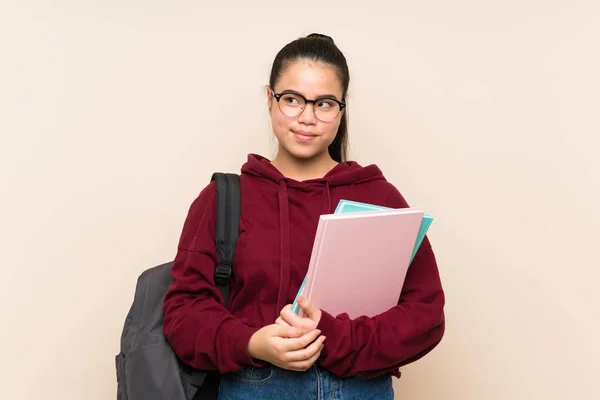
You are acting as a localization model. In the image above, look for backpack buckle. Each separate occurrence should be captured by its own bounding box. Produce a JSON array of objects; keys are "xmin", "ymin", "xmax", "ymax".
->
[{"xmin": 215, "ymin": 263, "xmax": 232, "ymax": 286}]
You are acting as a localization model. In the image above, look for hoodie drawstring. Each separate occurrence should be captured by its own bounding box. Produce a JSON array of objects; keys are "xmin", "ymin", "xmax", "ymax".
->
[
  {"xmin": 322, "ymin": 181, "xmax": 332, "ymax": 214},
  {"xmin": 276, "ymin": 180, "xmax": 291, "ymax": 314}
]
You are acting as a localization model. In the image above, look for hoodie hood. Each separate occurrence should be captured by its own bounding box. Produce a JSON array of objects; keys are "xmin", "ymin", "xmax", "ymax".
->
[
  {"xmin": 241, "ymin": 153, "xmax": 386, "ymax": 187},
  {"xmin": 240, "ymin": 153, "xmax": 388, "ymax": 219}
]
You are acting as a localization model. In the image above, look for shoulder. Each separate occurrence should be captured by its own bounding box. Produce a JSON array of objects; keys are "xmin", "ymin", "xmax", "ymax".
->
[
  {"xmin": 382, "ymin": 180, "xmax": 410, "ymax": 208},
  {"xmin": 189, "ymin": 180, "xmax": 217, "ymax": 213},
  {"xmin": 176, "ymin": 180, "xmax": 217, "ymax": 250},
  {"xmin": 370, "ymin": 179, "xmax": 411, "ymax": 209},
  {"xmin": 346, "ymin": 161, "xmax": 411, "ymax": 209},
  {"xmin": 181, "ymin": 180, "xmax": 217, "ymax": 231}
]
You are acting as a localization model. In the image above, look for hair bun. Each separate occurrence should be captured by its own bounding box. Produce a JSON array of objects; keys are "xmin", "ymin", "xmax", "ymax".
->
[{"xmin": 306, "ymin": 33, "xmax": 335, "ymax": 44}]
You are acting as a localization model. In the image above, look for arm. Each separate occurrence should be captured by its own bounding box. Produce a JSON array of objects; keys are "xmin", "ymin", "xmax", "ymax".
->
[
  {"xmin": 162, "ymin": 182, "xmax": 261, "ymax": 373},
  {"xmin": 316, "ymin": 184, "xmax": 446, "ymax": 377}
]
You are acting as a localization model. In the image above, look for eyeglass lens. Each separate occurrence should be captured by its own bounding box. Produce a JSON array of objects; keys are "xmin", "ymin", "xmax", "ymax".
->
[{"xmin": 277, "ymin": 93, "xmax": 340, "ymax": 122}]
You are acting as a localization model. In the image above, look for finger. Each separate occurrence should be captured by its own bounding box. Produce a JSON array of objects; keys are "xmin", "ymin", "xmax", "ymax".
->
[
  {"xmin": 284, "ymin": 335, "xmax": 326, "ymax": 362},
  {"xmin": 280, "ymin": 306, "xmax": 313, "ymax": 330},
  {"xmin": 281, "ymin": 329, "xmax": 322, "ymax": 352},
  {"xmin": 272, "ymin": 324, "xmax": 302, "ymax": 338},
  {"xmin": 286, "ymin": 343, "xmax": 324, "ymax": 371},
  {"xmin": 298, "ymin": 296, "xmax": 319, "ymax": 319},
  {"xmin": 280, "ymin": 304, "xmax": 298, "ymax": 320},
  {"xmin": 276, "ymin": 316, "xmax": 308, "ymax": 336}
]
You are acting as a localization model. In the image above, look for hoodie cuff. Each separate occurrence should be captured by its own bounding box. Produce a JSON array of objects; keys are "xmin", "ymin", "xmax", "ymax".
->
[
  {"xmin": 316, "ymin": 309, "xmax": 344, "ymax": 359},
  {"xmin": 227, "ymin": 324, "xmax": 265, "ymax": 369}
]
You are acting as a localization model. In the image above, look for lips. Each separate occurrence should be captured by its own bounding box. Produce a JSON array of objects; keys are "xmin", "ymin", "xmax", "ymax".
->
[
  {"xmin": 294, "ymin": 132, "xmax": 316, "ymax": 143},
  {"xmin": 294, "ymin": 130, "xmax": 316, "ymax": 137},
  {"xmin": 294, "ymin": 131, "xmax": 316, "ymax": 142}
]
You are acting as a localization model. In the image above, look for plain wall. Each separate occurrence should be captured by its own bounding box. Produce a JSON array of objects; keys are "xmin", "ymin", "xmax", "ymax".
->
[{"xmin": 1, "ymin": 1, "xmax": 599, "ymax": 399}]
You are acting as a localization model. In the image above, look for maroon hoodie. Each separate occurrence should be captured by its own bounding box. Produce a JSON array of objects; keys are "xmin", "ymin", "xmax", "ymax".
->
[{"xmin": 163, "ymin": 154, "xmax": 445, "ymax": 378}]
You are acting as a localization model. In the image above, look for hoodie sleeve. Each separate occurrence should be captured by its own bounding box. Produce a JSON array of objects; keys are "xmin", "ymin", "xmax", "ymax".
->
[
  {"xmin": 162, "ymin": 182, "xmax": 262, "ymax": 373},
  {"xmin": 316, "ymin": 184, "xmax": 446, "ymax": 378}
]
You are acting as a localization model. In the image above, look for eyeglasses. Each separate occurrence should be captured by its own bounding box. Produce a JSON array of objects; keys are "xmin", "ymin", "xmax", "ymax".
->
[{"xmin": 271, "ymin": 89, "xmax": 346, "ymax": 122}]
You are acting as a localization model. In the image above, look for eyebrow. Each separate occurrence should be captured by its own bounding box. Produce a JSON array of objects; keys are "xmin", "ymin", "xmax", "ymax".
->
[{"xmin": 278, "ymin": 89, "xmax": 341, "ymax": 101}]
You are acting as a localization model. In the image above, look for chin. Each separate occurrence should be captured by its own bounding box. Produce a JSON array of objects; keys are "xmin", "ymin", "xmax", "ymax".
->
[{"xmin": 275, "ymin": 131, "xmax": 333, "ymax": 161}]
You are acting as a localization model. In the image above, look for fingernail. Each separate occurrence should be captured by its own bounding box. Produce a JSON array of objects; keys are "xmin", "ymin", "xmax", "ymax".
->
[{"xmin": 298, "ymin": 296, "xmax": 305, "ymax": 305}]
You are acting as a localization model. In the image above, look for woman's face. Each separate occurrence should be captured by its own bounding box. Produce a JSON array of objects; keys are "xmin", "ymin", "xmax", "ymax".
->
[{"xmin": 268, "ymin": 59, "xmax": 344, "ymax": 162}]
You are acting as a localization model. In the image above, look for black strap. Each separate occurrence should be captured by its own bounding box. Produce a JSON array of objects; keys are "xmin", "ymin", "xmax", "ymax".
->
[
  {"xmin": 211, "ymin": 172, "xmax": 241, "ymax": 308},
  {"xmin": 189, "ymin": 173, "xmax": 240, "ymax": 393}
]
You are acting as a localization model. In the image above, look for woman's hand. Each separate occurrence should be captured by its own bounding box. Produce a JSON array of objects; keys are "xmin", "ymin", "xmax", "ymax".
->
[
  {"xmin": 247, "ymin": 324, "xmax": 326, "ymax": 372},
  {"xmin": 276, "ymin": 296, "xmax": 322, "ymax": 335}
]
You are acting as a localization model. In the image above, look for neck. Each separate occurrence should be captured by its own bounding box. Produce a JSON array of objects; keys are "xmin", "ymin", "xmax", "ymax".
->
[{"xmin": 271, "ymin": 149, "xmax": 338, "ymax": 182}]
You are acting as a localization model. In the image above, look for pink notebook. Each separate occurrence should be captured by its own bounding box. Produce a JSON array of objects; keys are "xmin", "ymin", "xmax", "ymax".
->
[{"xmin": 299, "ymin": 208, "xmax": 424, "ymax": 319}]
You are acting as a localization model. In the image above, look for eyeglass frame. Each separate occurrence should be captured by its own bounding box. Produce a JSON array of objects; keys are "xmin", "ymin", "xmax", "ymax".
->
[{"xmin": 269, "ymin": 88, "xmax": 346, "ymax": 122}]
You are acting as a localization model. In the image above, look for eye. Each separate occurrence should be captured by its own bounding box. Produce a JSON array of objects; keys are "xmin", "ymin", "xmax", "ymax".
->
[
  {"xmin": 317, "ymin": 100, "xmax": 335, "ymax": 109},
  {"xmin": 281, "ymin": 94, "xmax": 302, "ymax": 106}
]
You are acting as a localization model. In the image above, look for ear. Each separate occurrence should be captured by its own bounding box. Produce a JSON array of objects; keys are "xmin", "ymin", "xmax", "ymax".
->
[{"xmin": 266, "ymin": 86, "xmax": 273, "ymax": 111}]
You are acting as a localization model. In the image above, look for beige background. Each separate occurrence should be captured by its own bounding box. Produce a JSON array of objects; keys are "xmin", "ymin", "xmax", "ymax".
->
[{"xmin": 1, "ymin": 1, "xmax": 599, "ymax": 399}]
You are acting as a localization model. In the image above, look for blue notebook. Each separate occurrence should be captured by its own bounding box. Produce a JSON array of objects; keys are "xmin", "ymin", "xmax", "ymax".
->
[{"xmin": 291, "ymin": 200, "xmax": 434, "ymax": 314}]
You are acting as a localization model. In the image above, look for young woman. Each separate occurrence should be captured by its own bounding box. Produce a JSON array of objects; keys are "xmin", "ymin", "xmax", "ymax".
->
[{"xmin": 163, "ymin": 33, "xmax": 445, "ymax": 400}]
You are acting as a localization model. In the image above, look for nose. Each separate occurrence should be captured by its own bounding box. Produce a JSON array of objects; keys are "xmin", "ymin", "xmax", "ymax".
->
[{"xmin": 297, "ymin": 102, "xmax": 318, "ymax": 125}]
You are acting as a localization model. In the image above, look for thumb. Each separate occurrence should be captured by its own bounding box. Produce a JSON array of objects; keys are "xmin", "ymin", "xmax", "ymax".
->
[{"xmin": 298, "ymin": 296, "xmax": 319, "ymax": 319}]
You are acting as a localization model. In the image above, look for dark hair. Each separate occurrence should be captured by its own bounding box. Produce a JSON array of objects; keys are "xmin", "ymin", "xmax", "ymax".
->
[{"xmin": 269, "ymin": 33, "xmax": 350, "ymax": 163}]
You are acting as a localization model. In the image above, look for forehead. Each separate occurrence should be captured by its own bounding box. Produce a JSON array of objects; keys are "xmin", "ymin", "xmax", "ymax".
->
[{"xmin": 275, "ymin": 59, "xmax": 343, "ymax": 99}]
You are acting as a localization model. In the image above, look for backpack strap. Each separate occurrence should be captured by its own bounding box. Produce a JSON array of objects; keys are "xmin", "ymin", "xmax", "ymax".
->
[
  {"xmin": 189, "ymin": 173, "xmax": 241, "ymax": 392},
  {"xmin": 211, "ymin": 172, "xmax": 241, "ymax": 308}
]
